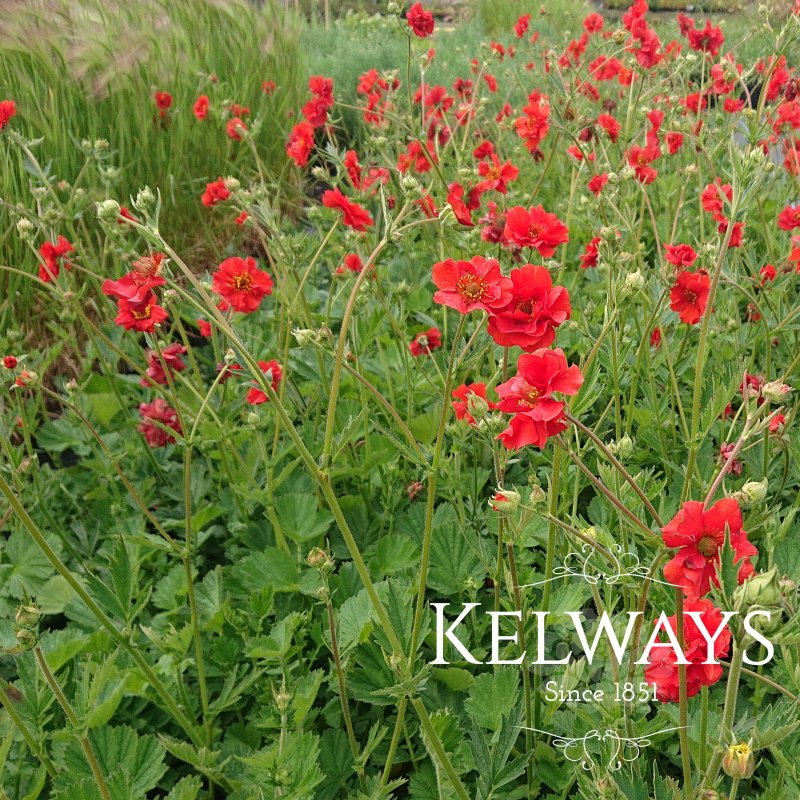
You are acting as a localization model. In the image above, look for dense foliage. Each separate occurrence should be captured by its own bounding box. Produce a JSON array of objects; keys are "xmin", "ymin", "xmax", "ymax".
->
[{"xmin": 2, "ymin": 1, "xmax": 800, "ymax": 799}]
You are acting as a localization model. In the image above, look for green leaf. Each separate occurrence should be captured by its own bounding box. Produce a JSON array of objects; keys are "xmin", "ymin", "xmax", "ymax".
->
[
  {"xmin": 165, "ymin": 776, "xmax": 202, "ymax": 800},
  {"xmin": 427, "ymin": 505, "xmax": 484, "ymax": 595},
  {"xmin": 274, "ymin": 494, "xmax": 334, "ymax": 544},
  {"xmin": 464, "ymin": 669, "xmax": 519, "ymax": 732},
  {"xmin": 335, "ymin": 587, "xmax": 374, "ymax": 655},
  {"xmin": 0, "ymin": 531, "xmax": 54, "ymax": 599},
  {"xmin": 230, "ymin": 547, "xmax": 299, "ymax": 595}
]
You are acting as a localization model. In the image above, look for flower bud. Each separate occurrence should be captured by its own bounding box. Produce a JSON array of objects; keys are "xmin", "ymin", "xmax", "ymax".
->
[
  {"xmin": 612, "ymin": 29, "xmax": 626, "ymax": 44},
  {"xmin": 15, "ymin": 602, "xmax": 42, "ymax": 627},
  {"xmin": 307, "ymin": 547, "xmax": 334, "ymax": 572},
  {"xmin": 96, "ymin": 199, "xmax": 121, "ymax": 224},
  {"xmin": 16, "ymin": 218, "xmax": 34, "ymax": 239},
  {"xmin": 528, "ymin": 481, "xmax": 547, "ymax": 505},
  {"xmin": 761, "ymin": 380, "xmax": 791, "ymax": 403},
  {"xmin": 490, "ymin": 488, "xmax": 521, "ymax": 515},
  {"xmin": 274, "ymin": 683, "xmax": 291, "ymax": 713},
  {"xmin": 734, "ymin": 566, "xmax": 782, "ymax": 608},
  {"xmin": 133, "ymin": 186, "xmax": 156, "ymax": 215},
  {"xmin": 623, "ymin": 269, "xmax": 645, "ymax": 295},
  {"xmin": 722, "ymin": 743, "xmax": 755, "ymax": 779},
  {"xmin": 466, "ymin": 392, "xmax": 490, "ymax": 422},
  {"xmin": 740, "ymin": 477, "xmax": 768, "ymax": 505},
  {"xmin": 292, "ymin": 328, "xmax": 318, "ymax": 347}
]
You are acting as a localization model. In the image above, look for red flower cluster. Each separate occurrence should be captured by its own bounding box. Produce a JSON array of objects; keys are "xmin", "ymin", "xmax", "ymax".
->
[
  {"xmin": 103, "ymin": 252, "xmax": 168, "ymax": 333},
  {"xmin": 201, "ymin": 178, "xmax": 230, "ymax": 207},
  {"xmin": 303, "ymin": 76, "xmax": 335, "ymax": 128},
  {"xmin": 141, "ymin": 344, "xmax": 187, "ymax": 387},
  {"xmin": 644, "ymin": 598, "xmax": 731, "ymax": 702},
  {"xmin": 0, "ymin": 99, "xmax": 17, "ymax": 130},
  {"xmin": 286, "ymin": 121, "xmax": 315, "ymax": 168}
]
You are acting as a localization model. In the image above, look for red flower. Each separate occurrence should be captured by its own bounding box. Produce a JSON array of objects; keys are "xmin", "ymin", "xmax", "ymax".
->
[
  {"xmin": 503, "ymin": 205, "xmax": 569, "ymax": 258},
  {"xmin": 514, "ymin": 92, "xmax": 550, "ymax": 153},
  {"xmin": 588, "ymin": 173, "xmax": 608, "ymax": 196},
  {"xmin": 778, "ymin": 204, "xmax": 800, "ymax": 230},
  {"xmin": 115, "ymin": 293, "xmax": 168, "ymax": 332},
  {"xmin": 409, "ymin": 327, "xmax": 442, "ymax": 356},
  {"xmin": 487, "ymin": 264, "xmax": 571, "ymax": 351},
  {"xmin": 760, "ymin": 263, "xmax": 777, "ymax": 283},
  {"xmin": 262, "ymin": 80, "xmax": 277, "ymax": 95},
  {"xmin": 212, "ymin": 256, "xmax": 274, "ymax": 313},
  {"xmin": 670, "ymin": 269, "xmax": 710, "ymax": 324},
  {"xmin": 154, "ymin": 92, "xmax": 172, "ymax": 118},
  {"xmin": 687, "ymin": 20, "xmax": 724, "ymax": 56},
  {"xmin": 246, "ymin": 360, "xmax": 283, "ymax": 405},
  {"xmin": 3, "ymin": 356, "xmax": 17, "ymax": 369},
  {"xmin": 0, "ymin": 99, "xmax": 17, "ymax": 130},
  {"xmin": 664, "ymin": 243, "xmax": 698, "ymax": 269},
  {"xmin": 235, "ymin": 211, "xmax": 248, "ymax": 225},
  {"xmin": 201, "ymin": 178, "xmax": 230, "ymax": 207},
  {"xmin": 193, "ymin": 95, "xmax": 209, "ymax": 120},
  {"xmin": 596, "ymin": 113, "xmax": 620, "ymax": 142},
  {"xmin": 580, "ymin": 237, "xmax": 600, "ymax": 269},
  {"xmin": 321, "ymin": 188, "xmax": 373, "ymax": 231},
  {"xmin": 718, "ymin": 442, "xmax": 743, "ymax": 476},
  {"xmin": 197, "ymin": 319, "xmax": 212, "ymax": 337},
  {"xmin": 514, "ymin": 14, "xmax": 531, "ymax": 38},
  {"xmin": 138, "ymin": 398, "xmax": 181, "ymax": 448},
  {"xmin": 645, "ymin": 597, "xmax": 731, "ymax": 702},
  {"xmin": 650, "ymin": 327, "xmax": 661, "ymax": 348},
  {"xmin": 770, "ymin": 413, "xmax": 786, "ymax": 433},
  {"xmin": 141, "ymin": 343, "xmax": 187, "ymax": 387},
  {"xmin": 583, "ymin": 12, "xmax": 604, "ymax": 33},
  {"xmin": 666, "ymin": 131, "xmax": 684, "ymax": 154},
  {"xmin": 476, "ymin": 155, "xmax": 519, "ymax": 194},
  {"xmin": 701, "ymin": 180, "xmax": 732, "ymax": 222},
  {"xmin": 102, "ymin": 252, "xmax": 167, "ymax": 304},
  {"xmin": 496, "ymin": 348, "xmax": 583, "ymax": 449},
  {"xmin": 286, "ymin": 121, "xmax": 315, "ymax": 167},
  {"xmin": 226, "ymin": 117, "xmax": 247, "ymax": 140},
  {"xmin": 407, "ymin": 2, "xmax": 435, "ymax": 37},
  {"xmin": 627, "ymin": 142, "xmax": 660, "ymax": 184},
  {"xmin": 431, "ymin": 255, "xmax": 513, "ymax": 314},
  {"xmin": 38, "ymin": 236, "xmax": 74, "ymax": 282},
  {"xmin": 452, "ymin": 382, "xmax": 496, "ymax": 425},
  {"xmin": 446, "ymin": 183, "xmax": 474, "ymax": 226},
  {"xmin": 662, "ymin": 498, "xmax": 757, "ymax": 597}
]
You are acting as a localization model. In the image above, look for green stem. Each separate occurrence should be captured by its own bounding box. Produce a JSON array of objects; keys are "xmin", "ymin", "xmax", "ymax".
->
[{"xmin": 675, "ymin": 590, "xmax": 693, "ymax": 796}]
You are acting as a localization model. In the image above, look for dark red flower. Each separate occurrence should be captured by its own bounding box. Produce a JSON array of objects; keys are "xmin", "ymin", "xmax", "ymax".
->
[
  {"xmin": 662, "ymin": 498, "xmax": 757, "ymax": 597},
  {"xmin": 154, "ymin": 92, "xmax": 172, "ymax": 116},
  {"xmin": 3, "ymin": 356, "xmax": 17, "ymax": 369},
  {"xmin": 141, "ymin": 343, "xmax": 187, "ymax": 387},
  {"xmin": 138, "ymin": 398, "xmax": 181, "ymax": 447},
  {"xmin": 588, "ymin": 173, "xmax": 608, "ymax": 196},
  {"xmin": 246, "ymin": 360, "xmax": 283, "ymax": 404},
  {"xmin": 212, "ymin": 256, "xmax": 274, "ymax": 313},
  {"xmin": 321, "ymin": 188, "xmax": 373, "ymax": 231},
  {"xmin": 407, "ymin": 3, "xmax": 435, "ymax": 37},
  {"xmin": 670, "ymin": 269, "xmax": 710, "ymax": 324},
  {"xmin": 503, "ymin": 205, "xmax": 569, "ymax": 258},
  {"xmin": 432, "ymin": 255, "xmax": 513, "ymax": 314},
  {"xmin": 486, "ymin": 264, "xmax": 571, "ymax": 351},
  {"xmin": 409, "ymin": 327, "xmax": 442, "ymax": 356},
  {"xmin": 496, "ymin": 348, "xmax": 583, "ymax": 449}
]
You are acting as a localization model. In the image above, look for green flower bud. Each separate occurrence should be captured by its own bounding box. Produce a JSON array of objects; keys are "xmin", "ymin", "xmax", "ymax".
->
[
  {"xmin": 96, "ymin": 199, "xmax": 121, "ymax": 224},
  {"xmin": 722, "ymin": 743, "xmax": 755, "ymax": 779},
  {"xmin": 734, "ymin": 567, "xmax": 782, "ymax": 608},
  {"xmin": 490, "ymin": 488, "xmax": 521, "ymax": 515}
]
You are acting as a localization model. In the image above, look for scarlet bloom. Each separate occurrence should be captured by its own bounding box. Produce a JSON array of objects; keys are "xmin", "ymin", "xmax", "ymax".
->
[
  {"xmin": 262, "ymin": 80, "xmax": 276, "ymax": 94},
  {"xmin": 226, "ymin": 117, "xmax": 247, "ymax": 140},
  {"xmin": 664, "ymin": 243, "xmax": 698, "ymax": 269},
  {"xmin": 760, "ymin": 263, "xmax": 777, "ymax": 283},
  {"xmin": 246, "ymin": 360, "xmax": 283, "ymax": 405},
  {"xmin": 154, "ymin": 92, "xmax": 172, "ymax": 116},
  {"xmin": 452, "ymin": 382, "xmax": 496, "ymax": 425},
  {"xmin": 662, "ymin": 498, "xmax": 758, "ymax": 597},
  {"xmin": 687, "ymin": 20, "xmax": 724, "ymax": 56},
  {"xmin": 446, "ymin": 183, "xmax": 474, "ymax": 226},
  {"xmin": 627, "ymin": 143, "xmax": 660, "ymax": 184},
  {"xmin": 115, "ymin": 293, "xmax": 168, "ymax": 332},
  {"xmin": 102, "ymin": 252, "xmax": 167, "ymax": 304},
  {"xmin": 141, "ymin": 343, "xmax": 187, "ymax": 387},
  {"xmin": 514, "ymin": 92, "xmax": 550, "ymax": 153},
  {"xmin": 407, "ymin": 2, "xmax": 435, "ymax": 38},
  {"xmin": 321, "ymin": 188, "xmax": 373, "ymax": 231},
  {"xmin": 701, "ymin": 180, "xmax": 732, "ymax": 222},
  {"xmin": 138, "ymin": 398, "xmax": 182, "ymax": 448},
  {"xmin": 487, "ymin": 264, "xmax": 571, "ymax": 351},
  {"xmin": 197, "ymin": 319, "xmax": 212, "ymax": 337},
  {"xmin": 38, "ymin": 236, "xmax": 74, "ymax": 282},
  {"xmin": 583, "ymin": 12, "xmax": 604, "ymax": 33},
  {"xmin": 503, "ymin": 205, "xmax": 569, "ymax": 258},
  {"xmin": 778, "ymin": 204, "xmax": 800, "ymax": 230},
  {"xmin": 0, "ymin": 99, "xmax": 17, "ymax": 130},
  {"xmin": 670, "ymin": 269, "xmax": 711, "ymax": 324},
  {"xmin": 580, "ymin": 237, "xmax": 600, "ymax": 269},
  {"xmin": 476, "ymin": 155, "xmax": 519, "ymax": 194},
  {"xmin": 666, "ymin": 131, "xmax": 684, "ymax": 154},
  {"xmin": 431, "ymin": 255, "xmax": 513, "ymax": 314},
  {"xmin": 588, "ymin": 173, "xmax": 608, "ymax": 196},
  {"xmin": 286, "ymin": 121, "xmax": 315, "ymax": 167},
  {"xmin": 3, "ymin": 356, "xmax": 17, "ymax": 369},
  {"xmin": 645, "ymin": 597, "xmax": 731, "ymax": 702},
  {"xmin": 337, "ymin": 253, "xmax": 364, "ymax": 274},
  {"xmin": 193, "ymin": 95, "xmax": 209, "ymax": 120},
  {"xmin": 212, "ymin": 256, "xmax": 274, "ymax": 313},
  {"xmin": 496, "ymin": 348, "xmax": 583, "ymax": 449},
  {"xmin": 409, "ymin": 327, "xmax": 442, "ymax": 356},
  {"xmin": 201, "ymin": 178, "xmax": 230, "ymax": 207}
]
